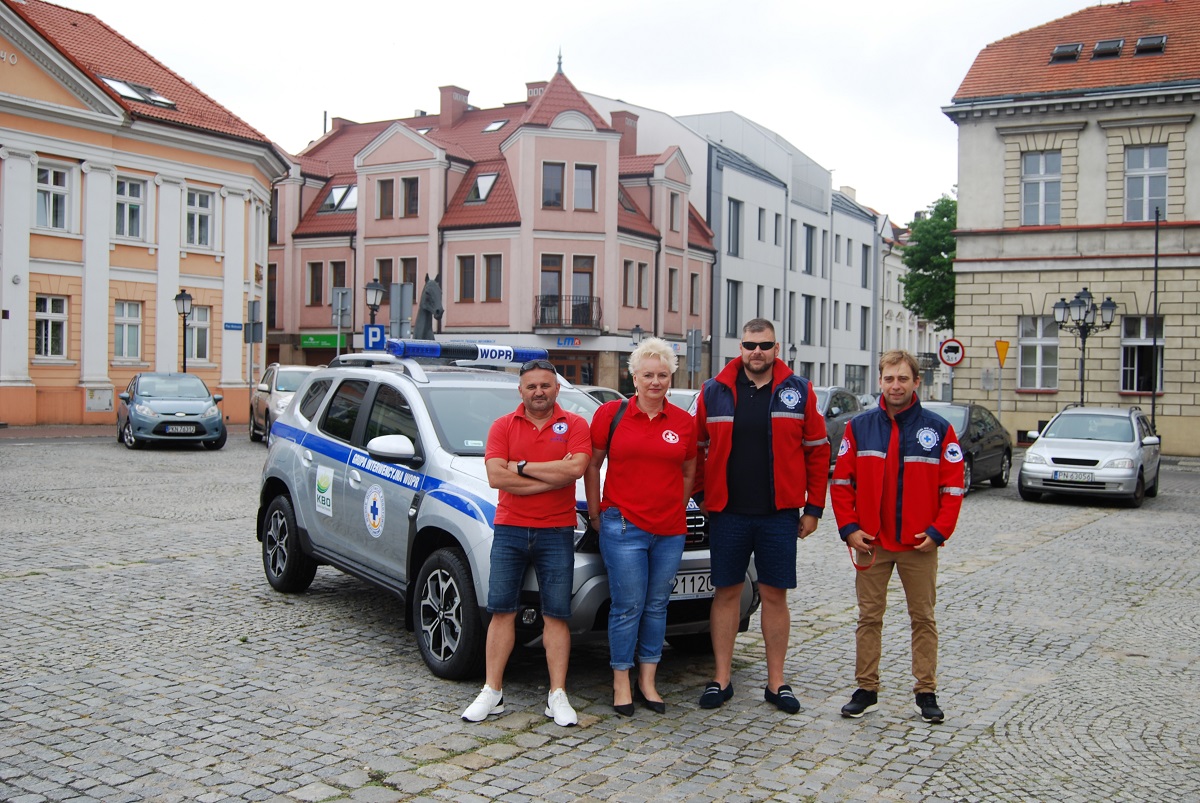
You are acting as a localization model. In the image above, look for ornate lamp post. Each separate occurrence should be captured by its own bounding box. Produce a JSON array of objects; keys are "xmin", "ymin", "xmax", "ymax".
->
[
  {"xmin": 364, "ymin": 280, "xmax": 385, "ymax": 325},
  {"xmin": 630, "ymin": 324, "xmax": 644, "ymax": 345},
  {"xmin": 788, "ymin": 344, "xmax": 797, "ymax": 369},
  {"xmin": 174, "ymin": 289, "xmax": 193, "ymax": 373},
  {"xmin": 1052, "ymin": 286, "xmax": 1117, "ymax": 406}
]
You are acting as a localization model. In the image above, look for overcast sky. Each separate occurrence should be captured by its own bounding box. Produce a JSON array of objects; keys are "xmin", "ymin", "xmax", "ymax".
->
[{"xmin": 70, "ymin": 0, "xmax": 1100, "ymax": 226}]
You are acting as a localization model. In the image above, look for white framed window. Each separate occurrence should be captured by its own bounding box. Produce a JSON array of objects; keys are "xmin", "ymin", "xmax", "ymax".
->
[
  {"xmin": 114, "ymin": 300, "xmax": 141, "ymax": 360},
  {"xmin": 638, "ymin": 262, "xmax": 649, "ymax": 309},
  {"xmin": 622, "ymin": 260, "xmax": 635, "ymax": 307},
  {"xmin": 307, "ymin": 262, "xmax": 323, "ymax": 305},
  {"xmin": 36, "ymin": 165, "xmax": 71, "ymax": 231},
  {"xmin": 1018, "ymin": 315, "xmax": 1059, "ymax": 389},
  {"xmin": 670, "ymin": 193, "xmax": 681, "ymax": 232},
  {"xmin": 1125, "ymin": 145, "xmax": 1168, "ymax": 222},
  {"xmin": 542, "ymin": 163, "xmax": 564, "ymax": 209},
  {"xmin": 458, "ymin": 255, "xmax": 476, "ymax": 302},
  {"xmin": 115, "ymin": 178, "xmax": 145, "ymax": 239},
  {"xmin": 1022, "ymin": 151, "xmax": 1061, "ymax": 225},
  {"xmin": 376, "ymin": 178, "xmax": 394, "ymax": 218},
  {"xmin": 35, "ymin": 295, "xmax": 68, "ymax": 358},
  {"xmin": 668, "ymin": 267, "xmax": 680, "ymax": 312},
  {"xmin": 690, "ymin": 273, "xmax": 701, "ymax": 316},
  {"xmin": 1120, "ymin": 316, "xmax": 1164, "ymax": 392},
  {"xmin": 573, "ymin": 165, "xmax": 595, "ymax": 211},
  {"xmin": 185, "ymin": 306, "xmax": 211, "ymax": 362},
  {"xmin": 485, "ymin": 254, "xmax": 503, "ymax": 302},
  {"xmin": 186, "ymin": 189, "xmax": 213, "ymax": 247}
]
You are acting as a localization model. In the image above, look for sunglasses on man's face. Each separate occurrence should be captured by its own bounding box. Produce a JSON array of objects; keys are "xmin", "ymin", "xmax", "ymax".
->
[
  {"xmin": 741, "ymin": 340, "xmax": 776, "ymax": 351},
  {"xmin": 520, "ymin": 359, "xmax": 556, "ymax": 375}
]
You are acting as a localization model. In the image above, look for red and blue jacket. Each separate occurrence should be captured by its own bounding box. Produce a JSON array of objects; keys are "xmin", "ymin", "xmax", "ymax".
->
[
  {"xmin": 831, "ymin": 394, "xmax": 964, "ymax": 549},
  {"xmin": 694, "ymin": 358, "xmax": 829, "ymax": 517}
]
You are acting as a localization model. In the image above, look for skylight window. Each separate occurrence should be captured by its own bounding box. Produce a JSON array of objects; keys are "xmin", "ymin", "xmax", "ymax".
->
[
  {"xmin": 1135, "ymin": 34, "xmax": 1167, "ymax": 55},
  {"xmin": 466, "ymin": 173, "xmax": 498, "ymax": 202},
  {"xmin": 618, "ymin": 188, "xmax": 638, "ymax": 214},
  {"xmin": 1050, "ymin": 43, "xmax": 1083, "ymax": 62},
  {"xmin": 417, "ymin": 127, "xmax": 432, "ymax": 135},
  {"xmin": 100, "ymin": 76, "xmax": 176, "ymax": 108},
  {"xmin": 1092, "ymin": 39, "xmax": 1123, "ymax": 59},
  {"xmin": 482, "ymin": 120, "xmax": 507, "ymax": 133},
  {"xmin": 319, "ymin": 184, "xmax": 357, "ymax": 212}
]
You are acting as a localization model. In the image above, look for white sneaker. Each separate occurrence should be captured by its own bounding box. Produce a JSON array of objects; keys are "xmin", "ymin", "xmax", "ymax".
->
[
  {"xmin": 544, "ymin": 688, "xmax": 578, "ymax": 727},
  {"xmin": 462, "ymin": 685, "xmax": 504, "ymax": 722}
]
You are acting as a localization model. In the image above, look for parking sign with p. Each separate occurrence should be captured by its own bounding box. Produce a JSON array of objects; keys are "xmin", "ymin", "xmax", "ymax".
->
[{"xmin": 364, "ymin": 325, "xmax": 386, "ymax": 351}]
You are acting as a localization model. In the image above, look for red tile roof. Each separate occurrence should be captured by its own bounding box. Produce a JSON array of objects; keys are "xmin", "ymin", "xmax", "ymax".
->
[
  {"xmin": 954, "ymin": 0, "xmax": 1200, "ymax": 103},
  {"xmin": 8, "ymin": 0, "xmax": 272, "ymax": 144},
  {"xmin": 687, "ymin": 203, "xmax": 715, "ymax": 252},
  {"xmin": 523, "ymin": 71, "xmax": 611, "ymax": 131},
  {"xmin": 293, "ymin": 172, "xmax": 358, "ymax": 237},
  {"xmin": 619, "ymin": 154, "xmax": 661, "ymax": 177},
  {"xmin": 440, "ymin": 160, "xmax": 521, "ymax": 230},
  {"xmin": 616, "ymin": 187, "xmax": 660, "ymax": 239}
]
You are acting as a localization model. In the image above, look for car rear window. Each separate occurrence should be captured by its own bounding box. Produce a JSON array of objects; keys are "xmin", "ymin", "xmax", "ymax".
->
[
  {"xmin": 321, "ymin": 380, "xmax": 369, "ymax": 443},
  {"xmin": 297, "ymin": 379, "xmax": 331, "ymax": 421}
]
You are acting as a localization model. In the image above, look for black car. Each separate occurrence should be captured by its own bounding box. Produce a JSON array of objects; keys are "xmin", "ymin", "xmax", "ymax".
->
[{"xmin": 923, "ymin": 401, "xmax": 1012, "ymax": 494}]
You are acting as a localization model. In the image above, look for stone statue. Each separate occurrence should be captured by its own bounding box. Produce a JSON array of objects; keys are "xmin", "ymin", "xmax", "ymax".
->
[{"xmin": 413, "ymin": 273, "xmax": 443, "ymax": 340}]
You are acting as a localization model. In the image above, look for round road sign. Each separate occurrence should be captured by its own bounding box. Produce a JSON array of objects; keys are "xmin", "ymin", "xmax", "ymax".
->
[{"xmin": 938, "ymin": 338, "xmax": 965, "ymax": 367}]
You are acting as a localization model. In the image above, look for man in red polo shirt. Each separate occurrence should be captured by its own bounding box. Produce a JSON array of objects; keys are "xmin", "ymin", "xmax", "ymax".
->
[{"xmin": 462, "ymin": 359, "xmax": 591, "ymax": 727}]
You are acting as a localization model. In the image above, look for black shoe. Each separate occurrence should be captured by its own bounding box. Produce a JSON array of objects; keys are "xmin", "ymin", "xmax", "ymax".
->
[
  {"xmin": 634, "ymin": 686, "xmax": 666, "ymax": 714},
  {"xmin": 698, "ymin": 681, "xmax": 734, "ymax": 709},
  {"xmin": 915, "ymin": 692, "xmax": 944, "ymax": 723},
  {"xmin": 764, "ymin": 684, "xmax": 801, "ymax": 715},
  {"xmin": 612, "ymin": 701, "xmax": 635, "ymax": 717},
  {"xmin": 840, "ymin": 688, "xmax": 879, "ymax": 719}
]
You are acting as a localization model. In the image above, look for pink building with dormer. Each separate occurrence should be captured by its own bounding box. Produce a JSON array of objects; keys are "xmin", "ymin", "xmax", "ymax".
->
[{"xmin": 269, "ymin": 69, "xmax": 713, "ymax": 389}]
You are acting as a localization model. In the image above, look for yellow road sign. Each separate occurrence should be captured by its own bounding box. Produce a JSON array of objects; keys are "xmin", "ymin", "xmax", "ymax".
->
[{"xmin": 995, "ymin": 339, "xmax": 1010, "ymax": 368}]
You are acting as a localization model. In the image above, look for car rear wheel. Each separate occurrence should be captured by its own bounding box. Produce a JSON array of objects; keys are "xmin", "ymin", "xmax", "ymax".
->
[
  {"xmin": 1126, "ymin": 473, "xmax": 1145, "ymax": 508},
  {"xmin": 121, "ymin": 422, "xmax": 143, "ymax": 450},
  {"xmin": 414, "ymin": 547, "xmax": 484, "ymax": 680},
  {"xmin": 262, "ymin": 495, "xmax": 317, "ymax": 592},
  {"xmin": 962, "ymin": 457, "xmax": 973, "ymax": 496},
  {"xmin": 249, "ymin": 409, "xmax": 263, "ymax": 442},
  {"xmin": 203, "ymin": 429, "xmax": 227, "ymax": 450},
  {"xmin": 264, "ymin": 415, "xmax": 273, "ymax": 444},
  {"xmin": 990, "ymin": 452, "xmax": 1012, "ymax": 488}
]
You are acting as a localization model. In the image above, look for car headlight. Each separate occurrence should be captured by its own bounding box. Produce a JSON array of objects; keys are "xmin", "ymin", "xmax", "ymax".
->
[
  {"xmin": 133, "ymin": 403, "xmax": 157, "ymax": 417},
  {"xmin": 1104, "ymin": 458, "xmax": 1134, "ymax": 469},
  {"xmin": 203, "ymin": 404, "xmax": 220, "ymax": 418},
  {"xmin": 1023, "ymin": 452, "xmax": 1047, "ymax": 464}
]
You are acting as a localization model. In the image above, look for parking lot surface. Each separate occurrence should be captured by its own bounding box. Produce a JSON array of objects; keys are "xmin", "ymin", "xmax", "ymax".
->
[{"xmin": 2, "ymin": 429, "xmax": 1198, "ymax": 802}]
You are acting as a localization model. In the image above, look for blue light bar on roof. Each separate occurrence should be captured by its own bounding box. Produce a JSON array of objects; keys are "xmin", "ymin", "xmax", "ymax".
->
[{"xmin": 384, "ymin": 339, "xmax": 549, "ymax": 364}]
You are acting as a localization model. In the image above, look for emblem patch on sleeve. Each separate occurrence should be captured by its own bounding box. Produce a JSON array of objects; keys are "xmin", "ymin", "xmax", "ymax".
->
[{"xmin": 944, "ymin": 443, "xmax": 964, "ymax": 463}]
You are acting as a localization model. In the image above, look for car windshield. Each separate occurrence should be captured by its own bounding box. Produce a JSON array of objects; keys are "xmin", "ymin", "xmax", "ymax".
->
[
  {"xmin": 1043, "ymin": 414, "xmax": 1134, "ymax": 442},
  {"xmin": 815, "ymin": 389, "xmax": 829, "ymax": 409},
  {"xmin": 421, "ymin": 385, "xmax": 600, "ymax": 455},
  {"xmin": 139, "ymin": 375, "xmax": 210, "ymax": 399},
  {"xmin": 275, "ymin": 370, "xmax": 310, "ymax": 393},
  {"xmin": 926, "ymin": 405, "xmax": 968, "ymax": 432}
]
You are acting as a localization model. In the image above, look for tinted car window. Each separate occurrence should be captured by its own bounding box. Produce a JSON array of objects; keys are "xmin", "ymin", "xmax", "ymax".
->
[
  {"xmin": 297, "ymin": 379, "xmax": 331, "ymax": 421},
  {"xmin": 320, "ymin": 380, "xmax": 368, "ymax": 442},
  {"xmin": 365, "ymin": 384, "xmax": 418, "ymax": 444}
]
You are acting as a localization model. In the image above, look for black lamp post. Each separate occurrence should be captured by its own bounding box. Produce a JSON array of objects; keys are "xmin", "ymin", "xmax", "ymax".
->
[
  {"xmin": 364, "ymin": 280, "xmax": 385, "ymax": 325},
  {"xmin": 788, "ymin": 344, "xmax": 797, "ymax": 369},
  {"xmin": 174, "ymin": 289, "xmax": 192, "ymax": 373},
  {"xmin": 1052, "ymin": 286, "xmax": 1117, "ymax": 406}
]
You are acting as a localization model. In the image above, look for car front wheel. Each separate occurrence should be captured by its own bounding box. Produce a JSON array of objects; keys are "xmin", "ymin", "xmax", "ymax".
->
[
  {"xmin": 262, "ymin": 495, "xmax": 317, "ymax": 592},
  {"xmin": 203, "ymin": 428, "xmax": 227, "ymax": 450},
  {"xmin": 1018, "ymin": 476, "xmax": 1041, "ymax": 502},
  {"xmin": 414, "ymin": 547, "xmax": 484, "ymax": 680},
  {"xmin": 122, "ymin": 422, "xmax": 143, "ymax": 450},
  {"xmin": 1126, "ymin": 473, "xmax": 1145, "ymax": 508},
  {"xmin": 991, "ymin": 452, "xmax": 1012, "ymax": 488}
]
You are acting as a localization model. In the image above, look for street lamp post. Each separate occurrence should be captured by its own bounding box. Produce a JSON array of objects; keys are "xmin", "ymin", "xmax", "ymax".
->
[
  {"xmin": 1052, "ymin": 286, "xmax": 1117, "ymax": 406},
  {"xmin": 364, "ymin": 280, "xmax": 385, "ymax": 325},
  {"xmin": 788, "ymin": 344, "xmax": 797, "ymax": 369},
  {"xmin": 174, "ymin": 289, "xmax": 193, "ymax": 373},
  {"xmin": 630, "ymin": 324, "xmax": 644, "ymax": 345}
]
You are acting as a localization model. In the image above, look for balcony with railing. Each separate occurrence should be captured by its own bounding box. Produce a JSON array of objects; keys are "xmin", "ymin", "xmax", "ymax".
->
[{"xmin": 534, "ymin": 295, "xmax": 603, "ymax": 334}]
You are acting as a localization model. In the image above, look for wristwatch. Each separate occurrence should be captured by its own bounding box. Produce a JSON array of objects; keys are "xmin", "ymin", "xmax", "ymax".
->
[{"xmin": 516, "ymin": 460, "xmax": 528, "ymax": 476}]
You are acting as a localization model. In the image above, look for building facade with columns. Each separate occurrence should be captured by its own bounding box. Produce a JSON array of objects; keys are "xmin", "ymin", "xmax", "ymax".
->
[
  {"xmin": 947, "ymin": 0, "xmax": 1200, "ymax": 455},
  {"xmin": 0, "ymin": 0, "xmax": 285, "ymax": 425}
]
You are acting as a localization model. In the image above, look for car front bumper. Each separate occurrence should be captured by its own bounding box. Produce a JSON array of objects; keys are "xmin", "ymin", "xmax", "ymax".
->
[
  {"xmin": 1018, "ymin": 465, "xmax": 1141, "ymax": 497},
  {"xmin": 128, "ymin": 414, "xmax": 224, "ymax": 442}
]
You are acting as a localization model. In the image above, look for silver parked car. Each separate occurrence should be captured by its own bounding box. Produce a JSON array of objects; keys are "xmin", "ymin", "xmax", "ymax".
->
[
  {"xmin": 1018, "ymin": 405, "xmax": 1161, "ymax": 507},
  {"xmin": 249, "ymin": 363, "xmax": 318, "ymax": 443},
  {"xmin": 255, "ymin": 341, "xmax": 759, "ymax": 679},
  {"xmin": 116, "ymin": 372, "xmax": 226, "ymax": 450},
  {"xmin": 814, "ymin": 386, "xmax": 863, "ymax": 466}
]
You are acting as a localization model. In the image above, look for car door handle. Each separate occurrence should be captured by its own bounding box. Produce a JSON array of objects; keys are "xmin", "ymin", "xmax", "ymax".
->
[
  {"xmin": 301, "ymin": 449, "xmax": 313, "ymax": 468},
  {"xmin": 348, "ymin": 469, "xmax": 362, "ymax": 489}
]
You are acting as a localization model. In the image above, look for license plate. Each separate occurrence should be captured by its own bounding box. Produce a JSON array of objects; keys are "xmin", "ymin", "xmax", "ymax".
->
[
  {"xmin": 166, "ymin": 424, "xmax": 195, "ymax": 434},
  {"xmin": 1053, "ymin": 470, "xmax": 1093, "ymax": 482},
  {"xmin": 671, "ymin": 571, "xmax": 714, "ymax": 600}
]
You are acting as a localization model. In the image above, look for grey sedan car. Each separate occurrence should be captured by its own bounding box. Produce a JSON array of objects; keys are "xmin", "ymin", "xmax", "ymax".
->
[{"xmin": 116, "ymin": 372, "xmax": 226, "ymax": 450}]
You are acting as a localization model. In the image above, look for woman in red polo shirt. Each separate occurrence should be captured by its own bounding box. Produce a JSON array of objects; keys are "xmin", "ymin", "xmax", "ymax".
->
[{"xmin": 584, "ymin": 337, "xmax": 697, "ymax": 716}]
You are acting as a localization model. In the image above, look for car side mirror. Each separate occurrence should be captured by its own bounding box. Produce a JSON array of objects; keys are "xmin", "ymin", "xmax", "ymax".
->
[
  {"xmin": 118, "ymin": 392, "xmax": 130, "ymax": 402},
  {"xmin": 366, "ymin": 434, "xmax": 418, "ymax": 463},
  {"xmin": 258, "ymin": 382, "xmax": 270, "ymax": 392},
  {"xmin": 1142, "ymin": 435, "xmax": 1161, "ymax": 447},
  {"xmin": 212, "ymin": 394, "xmax": 223, "ymax": 403},
  {"xmin": 830, "ymin": 406, "xmax": 842, "ymax": 417},
  {"xmin": 1027, "ymin": 430, "xmax": 1040, "ymax": 441}
]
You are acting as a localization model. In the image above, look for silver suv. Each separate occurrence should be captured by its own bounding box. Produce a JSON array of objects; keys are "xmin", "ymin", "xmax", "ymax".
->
[
  {"xmin": 249, "ymin": 363, "xmax": 318, "ymax": 443},
  {"xmin": 255, "ymin": 340, "xmax": 759, "ymax": 679},
  {"xmin": 1018, "ymin": 405, "xmax": 1161, "ymax": 507}
]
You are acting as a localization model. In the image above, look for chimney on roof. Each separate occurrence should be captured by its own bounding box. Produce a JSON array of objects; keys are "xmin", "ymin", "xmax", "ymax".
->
[
  {"xmin": 414, "ymin": 110, "xmax": 427, "ymax": 117},
  {"xmin": 526, "ymin": 81, "xmax": 548, "ymax": 103},
  {"xmin": 612, "ymin": 110, "xmax": 639, "ymax": 157},
  {"xmin": 439, "ymin": 86, "xmax": 469, "ymax": 129},
  {"xmin": 331, "ymin": 117, "xmax": 355, "ymax": 131},
  {"xmin": 839, "ymin": 186, "xmax": 856, "ymax": 201}
]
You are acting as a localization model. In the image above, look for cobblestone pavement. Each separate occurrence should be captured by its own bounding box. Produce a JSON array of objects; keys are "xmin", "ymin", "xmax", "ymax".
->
[{"xmin": 1, "ymin": 430, "xmax": 1197, "ymax": 802}]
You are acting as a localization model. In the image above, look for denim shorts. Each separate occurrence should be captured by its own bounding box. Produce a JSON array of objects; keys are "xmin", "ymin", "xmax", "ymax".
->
[
  {"xmin": 708, "ymin": 509, "xmax": 800, "ymax": 589},
  {"xmin": 487, "ymin": 524, "xmax": 574, "ymax": 620}
]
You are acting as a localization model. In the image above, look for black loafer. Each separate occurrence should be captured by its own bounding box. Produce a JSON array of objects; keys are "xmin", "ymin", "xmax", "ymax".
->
[
  {"xmin": 698, "ymin": 681, "xmax": 734, "ymax": 709},
  {"xmin": 764, "ymin": 684, "xmax": 800, "ymax": 715}
]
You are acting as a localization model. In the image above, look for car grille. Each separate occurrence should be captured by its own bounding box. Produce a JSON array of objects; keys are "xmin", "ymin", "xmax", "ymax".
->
[
  {"xmin": 685, "ymin": 510, "xmax": 709, "ymax": 550},
  {"xmin": 1043, "ymin": 479, "xmax": 1109, "ymax": 490},
  {"xmin": 1050, "ymin": 457, "xmax": 1100, "ymax": 467}
]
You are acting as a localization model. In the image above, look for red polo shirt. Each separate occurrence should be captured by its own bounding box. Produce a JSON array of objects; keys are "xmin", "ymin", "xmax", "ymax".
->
[
  {"xmin": 591, "ymin": 397, "xmax": 697, "ymax": 535},
  {"xmin": 486, "ymin": 402, "xmax": 591, "ymax": 528}
]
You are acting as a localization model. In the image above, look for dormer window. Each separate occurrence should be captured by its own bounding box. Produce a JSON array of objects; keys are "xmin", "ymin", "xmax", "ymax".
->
[
  {"xmin": 1135, "ymin": 34, "xmax": 1167, "ymax": 55},
  {"xmin": 416, "ymin": 127, "xmax": 432, "ymax": 135},
  {"xmin": 482, "ymin": 120, "xmax": 507, "ymax": 133},
  {"xmin": 1049, "ymin": 43, "xmax": 1083, "ymax": 62},
  {"xmin": 618, "ymin": 188, "xmax": 638, "ymax": 214},
  {"xmin": 1092, "ymin": 39, "xmax": 1123, "ymax": 59},
  {"xmin": 466, "ymin": 173, "xmax": 498, "ymax": 203},
  {"xmin": 319, "ymin": 185, "xmax": 357, "ymax": 212},
  {"xmin": 101, "ymin": 76, "xmax": 176, "ymax": 108}
]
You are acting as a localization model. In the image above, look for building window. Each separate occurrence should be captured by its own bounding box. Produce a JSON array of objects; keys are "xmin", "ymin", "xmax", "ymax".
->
[
  {"xmin": 573, "ymin": 165, "xmax": 595, "ymax": 211},
  {"xmin": 320, "ymin": 184, "xmax": 356, "ymax": 212},
  {"xmin": 861, "ymin": 245, "xmax": 871, "ymax": 288},
  {"xmin": 775, "ymin": 214, "xmax": 782, "ymax": 246},
  {"xmin": 401, "ymin": 257, "xmax": 417, "ymax": 286},
  {"xmin": 758, "ymin": 207, "xmax": 766, "ymax": 242},
  {"xmin": 34, "ymin": 295, "xmax": 67, "ymax": 358},
  {"xmin": 690, "ymin": 273, "xmax": 701, "ymax": 316},
  {"xmin": 638, "ymin": 262, "xmax": 649, "ymax": 309},
  {"xmin": 402, "ymin": 178, "xmax": 419, "ymax": 217},
  {"xmin": 727, "ymin": 199, "xmax": 743, "ymax": 256},
  {"xmin": 185, "ymin": 306, "xmax": 210, "ymax": 362},
  {"xmin": 820, "ymin": 299, "xmax": 827, "ymax": 347},
  {"xmin": 466, "ymin": 173, "xmax": 497, "ymax": 202},
  {"xmin": 115, "ymin": 178, "xmax": 145, "ymax": 239},
  {"xmin": 725, "ymin": 280, "xmax": 741, "ymax": 337},
  {"xmin": 542, "ymin": 162, "xmax": 564, "ymax": 208},
  {"xmin": 834, "ymin": 234, "xmax": 841, "ymax": 263},
  {"xmin": 267, "ymin": 263, "xmax": 277, "ymax": 328},
  {"xmin": 1121, "ymin": 316, "xmax": 1164, "ymax": 392},
  {"xmin": 670, "ymin": 193, "xmax": 681, "ymax": 231},
  {"xmin": 1018, "ymin": 315, "xmax": 1059, "ymax": 389},
  {"xmin": 485, "ymin": 254, "xmax": 502, "ymax": 301},
  {"xmin": 860, "ymin": 307, "xmax": 870, "ymax": 350},
  {"xmin": 833, "ymin": 300, "xmax": 840, "ymax": 330},
  {"xmin": 186, "ymin": 189, "xmax": 213, "ymax": 247},
  {"xmin": 307, "ymin": 262, "xmax": 323, "ymax": 305},
  {"xmin": 802, "ymin": 295, "xmax": 814, "ymax": 345},
  {"xmin": 377, "ymin": 178, "xmax": 394, "ymax": 219},
  {"xmin": 114, "ymin": 300, "xmax": 141, "ymax": 360},
  {"xmin": 36, "ymin": 166, "xmax": 70, "ymax": 230},
  {"xmin": 845, "ymin": 364, "xmax": 868, "ymax": 394},
  {"xmin": 330, "ymin": 261, "xmax": 346, "ymax": 297},
  {"xmin": 457, "ymin": 255, "xmax": 475, "ymax": 302},
  {"xmin": 623, "ymin": 260, "xmax": 635, "ymax": 307},
  {"xmin": 377, "ymin": 258, "xmax": 393, "ymax": 287},
  {"xmin": 847, "ymin": 239, "xmax": 854, "ymax": 267},
  {"xmin": 804, "ymin": 225, "xmax": 816, "ymax": 274},
  {"xmin": 756, "ymin": 285, "xmax": 765, "ymax": 318},
  {"xmin": 772, "ymin": 288, "xmax": 781, "ymax": 321},
  {"xmin": 540, "ymin": 254, "xmax": 562, "ymax": 324},
  {"xmin": 788, "ymin": 292, "xmax": 796, "ymax": 342},
  {"xmin": 1022, "ymin": 151, "xmax": 1061, "ymax": 225},
  {"xmin": 800, "ymin": 361, "xmax": 814, "ymax": 381},
  {"xmin": 1125, "ymin": 145, "xmax": 1167, "ymax": 222},
  {"xmin": 667, "ymin": 269, "xmax": 679, "ymax": 312}
]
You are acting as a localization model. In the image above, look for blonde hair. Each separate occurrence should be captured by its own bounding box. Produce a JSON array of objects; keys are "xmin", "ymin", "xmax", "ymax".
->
[{"xmin": 629, "ymin": 336, "xmax": 678, "ymax": 374}]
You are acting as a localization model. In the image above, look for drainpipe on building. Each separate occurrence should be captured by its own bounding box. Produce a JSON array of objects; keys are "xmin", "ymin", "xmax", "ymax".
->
[
  {"xmin": 826, "ymin": 206, "xmax": 834, "ymax": 383},
  {"xmin": 349, "ymin": 232, "xmax": 357, "ymax": 337},
  {"xmin": 781, "ymin": 184, "xmax": 790, "ymax": 367}
]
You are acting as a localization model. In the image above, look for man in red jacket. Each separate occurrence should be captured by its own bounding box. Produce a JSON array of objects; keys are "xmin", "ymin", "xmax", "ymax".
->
[
  {"xmin": 831, "ymin": 350, "xmax": 964, "ymax": 723},
  {"xmin": 694, "ymin": 319, "xmax": 830, "ymax": 714}
]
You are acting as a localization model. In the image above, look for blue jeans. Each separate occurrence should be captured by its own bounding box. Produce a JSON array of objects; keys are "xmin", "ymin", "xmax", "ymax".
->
[
  {"xmin": 598, "ymin": 508, "xmax": 686, "ymax": 670},
  {"xmin": 487, "ymin": 524, "xmax": 574, "ymax": 620}
]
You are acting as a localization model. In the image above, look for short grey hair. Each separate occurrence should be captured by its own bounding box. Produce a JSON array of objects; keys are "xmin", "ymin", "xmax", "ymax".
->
[{"xmin": 629, "ymin": 336, "xmax": 678, "ymax": 374}]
